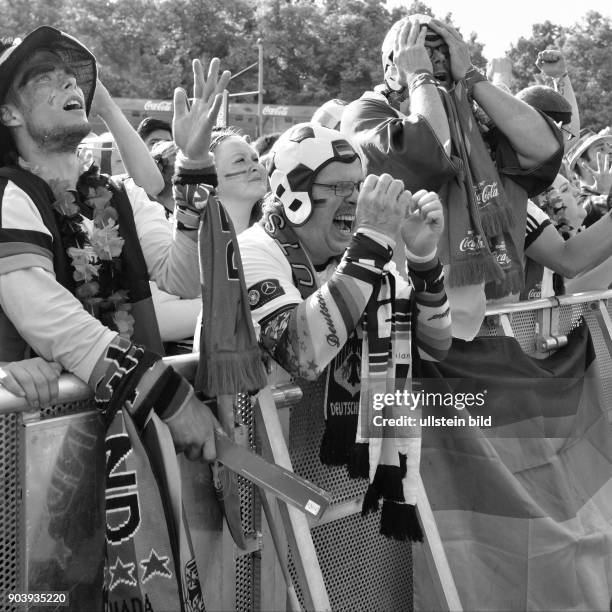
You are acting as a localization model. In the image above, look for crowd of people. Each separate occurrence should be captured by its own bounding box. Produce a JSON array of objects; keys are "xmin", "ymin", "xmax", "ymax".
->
[{"xmin": 0, "ymin": 13, "xmax": 611, "ymax": 609}]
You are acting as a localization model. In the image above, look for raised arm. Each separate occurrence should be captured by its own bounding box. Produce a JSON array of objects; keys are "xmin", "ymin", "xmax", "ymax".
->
[
  {"xmin": 130, "ymin": 58, "xmax": 231, "ymax": 297},
  {"xmin": 401, "ymin": 190, "xmax": 451, "ymax": 361},
  {"xmin": 392, "ymin": 18, "xmax": 450, "ymax": 154},
  {"xmin": 428, "ymin": 19, "xmax": 561, "ymax": 169},
  {"xmin": 90, "ymin": 79, "xmax": 165, "ymax": 195},
  {"xmin": 536, "ymin": 49, "xmax": 580, "ymax": 147}
]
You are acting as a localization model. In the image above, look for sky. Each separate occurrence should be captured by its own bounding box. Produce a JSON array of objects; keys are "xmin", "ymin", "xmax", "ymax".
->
[{"xmin": 386, "ymin": 0, "xmax": 612, "ymax": 57}]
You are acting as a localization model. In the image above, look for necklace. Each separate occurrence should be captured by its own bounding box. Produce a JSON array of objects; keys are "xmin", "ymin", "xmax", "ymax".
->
[{"xmin": 21, "ymin": 156, "xmax": 135, "ymax": 339}]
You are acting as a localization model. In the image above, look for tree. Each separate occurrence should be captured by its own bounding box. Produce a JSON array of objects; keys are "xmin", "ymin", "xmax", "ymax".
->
[
  {"xmin": 507, "ymin": 11, "xmax": 612, "ymax": 131},
  {"xmin": 562, "ymin": 11, "xmax": 612, "ymax": 131},
  {"xmin": 507, "ymin": 21, "xmax": 565, "ymax": 91}
]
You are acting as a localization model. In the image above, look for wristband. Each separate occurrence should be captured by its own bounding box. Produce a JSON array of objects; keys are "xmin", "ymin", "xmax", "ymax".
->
[
  {"xmin": 344, "ymin": 233, "xmax": 393, "ymax": 269},
  {"xmin": 174, "ymin": 151, "xmax": 218, "ymax": 187},
  {"xmin": 464, "ymin": 65, "xmax": 488, "ymax": 96},
  {"xmin": 404, "ymin": 245, "xmax": 437, "ymax": 263},
  {"xmin": 357, "ymin": 227, "xmax": 396, "ymax": 251},
  {"xmin": 407, "ymin": 71, "xmax": 439, "ymax": 96}
]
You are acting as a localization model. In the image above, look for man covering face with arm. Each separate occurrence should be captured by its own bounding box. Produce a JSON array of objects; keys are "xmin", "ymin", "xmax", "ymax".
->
[{"xmin": 343, "ymin": 14, "xmax": 564, "ymax": 340}]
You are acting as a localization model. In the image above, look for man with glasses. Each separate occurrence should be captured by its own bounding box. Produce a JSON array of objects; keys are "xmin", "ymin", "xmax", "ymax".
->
[{"xmin": 238, "ymin": 123, "xmax": 451, "ymax": 539}]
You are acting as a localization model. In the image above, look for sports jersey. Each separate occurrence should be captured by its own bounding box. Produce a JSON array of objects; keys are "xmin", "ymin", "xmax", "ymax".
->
[{"xmin": 522, "ymin": 200, "xmax": 554, "ymax": 300}]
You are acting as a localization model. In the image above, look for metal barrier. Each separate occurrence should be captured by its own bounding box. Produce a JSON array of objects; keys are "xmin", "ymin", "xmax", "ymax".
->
[{"xmin": 2, "ymin": 289, "xmax": 612, "ymax": 611}]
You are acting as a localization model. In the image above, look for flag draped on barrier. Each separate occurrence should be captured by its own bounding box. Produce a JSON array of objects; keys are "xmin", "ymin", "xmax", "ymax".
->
[
  {"xmin": 414, "ymin": 321, "xmax": 612, "ymax": 611},
  {"xmin": 104, "ymin": 411, "xmax": 205, "ymax": 611}
]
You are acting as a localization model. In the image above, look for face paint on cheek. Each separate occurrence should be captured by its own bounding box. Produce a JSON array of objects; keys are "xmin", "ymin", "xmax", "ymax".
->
[
  {"xmin": 224, "ymin": 169, "xmax": 248, "ymax": 178},
  {"xmin": 312, "ymin": 199, "xmax": 327, "ymax": 205}
]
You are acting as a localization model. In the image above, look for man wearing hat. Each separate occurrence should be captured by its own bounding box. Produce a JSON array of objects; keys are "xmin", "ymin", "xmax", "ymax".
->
[
  {"xmin": 239, "ymin": 122, "xmax": 451, "ymax": 541},
  {"xmin": 137, "ymin": 116, "xmax": 173, "ymax": 151},
  {"xmin": 0, "ymin": 26, "xmax": 228, "ymax": 458},
  {"xmin": 342, "ymin": 15, "xmax": 564, "ymax": 339}
]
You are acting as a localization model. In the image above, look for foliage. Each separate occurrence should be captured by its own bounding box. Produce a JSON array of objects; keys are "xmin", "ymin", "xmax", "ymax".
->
[
  {"xmin": 2, "ymin": 0, "xmax": 610, "ymax": 131},
  {"xmin": 508, "ymin": 11, "xmax": 612, "ymax": 131}
]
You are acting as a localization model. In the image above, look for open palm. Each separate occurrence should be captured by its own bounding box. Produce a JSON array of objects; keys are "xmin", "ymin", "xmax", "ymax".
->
[{"xmin": 173, "ymin": 57, "xmax": 231, "ymax": 160}]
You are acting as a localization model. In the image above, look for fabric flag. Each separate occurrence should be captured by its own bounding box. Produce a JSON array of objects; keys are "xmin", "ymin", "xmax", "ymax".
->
[
  {"xmin": 414, "ymin": 321, "xmax": 612, "ymax": 611},
  {"xmin": 104, "ymin": 410, "xmax": 205, "ymax": 611}
]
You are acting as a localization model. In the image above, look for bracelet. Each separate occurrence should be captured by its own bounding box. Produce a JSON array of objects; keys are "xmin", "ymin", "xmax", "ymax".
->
[
  {"xmin": 404, "ymin": 245, "xmax": 437, "ymax": 263},
  {"xmin": 407, "ymin": 71, "xmax": 438, "ymax": 96},
  {"xmin": 464, "ymin": 65, "xmax": 488, "ymax": 97}
]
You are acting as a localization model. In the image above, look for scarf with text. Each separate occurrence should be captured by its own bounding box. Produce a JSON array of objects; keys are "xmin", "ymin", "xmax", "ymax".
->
[
  {"xmin": 262, "ymin": 212, "xmax": 423, "ymax": 541},
  {"xmin": 194, "ymin": 189, "xmax": 267, "ymax": 398},
  {"xmin": 438, "ymin": 80, "xmax": 523, "ymax": 297}
]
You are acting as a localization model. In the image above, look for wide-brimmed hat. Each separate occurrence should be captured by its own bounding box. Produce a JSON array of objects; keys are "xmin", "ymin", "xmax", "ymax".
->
[{"xmin": 0, "ymin": 26, "xmax": 97, "ymax": 162}]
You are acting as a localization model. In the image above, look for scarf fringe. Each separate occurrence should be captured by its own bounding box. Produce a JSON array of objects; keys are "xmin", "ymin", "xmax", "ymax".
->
[
  {"xmin": 485, "ymin": 266, "xmax": 525, "ymax": 299},
  {"xmin": 380, "ymin": 500, "xmax": 424, "ymax": 542},
  {"xmin": 347, "ymin": 442, "xmax": 370, "ymax": 479},
  {"xmin": 362, "ymin": 464, "xmax": 424, "ymax": 542},
  {"xmin": 319, "ymin": 424, "xmax": 356, "ymax": 466},
  {"xmin": 194, "ymin": 348, "xmax": 268, "ymax": 396},
  {"xmin": 362, "ymin": 464, "xmax": 406, "ymax": 512},
  {"xmin": 480, "ymin": 203, "xmax": 515, "ymax": 238},
  {"xmin": 447, "ymin": 255, "xmax": 503, "ymax": 288}
]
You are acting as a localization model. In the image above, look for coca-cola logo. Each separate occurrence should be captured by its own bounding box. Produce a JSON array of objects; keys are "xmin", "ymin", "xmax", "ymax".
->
[
  {"xmin": 475, "ymin": 181, "xmax": 499, "ymax": 205},
  {"xmin": 459, "ymin": 232, "xmax": 485, "ymax": 252},
  {"xmin": 496, "ymin": 252, "xmax": 511, "ymax": 265},
  {"xmin": 527, "ymin": 287, "xmax": 541, "ymax": 300}
]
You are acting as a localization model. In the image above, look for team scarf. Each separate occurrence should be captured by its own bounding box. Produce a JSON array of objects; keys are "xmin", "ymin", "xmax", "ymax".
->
[
  {"xmin": 194, "ymin": 194, "xmax": 267, "ymax": 398},
  {"xmin": 193, "ymin": 192, "xmax": 268, "ymax": 548},
  {"xmin": 91, "ymin": 335, "xmax": 208, "ymax": 611},
  {"xmin": 262, "ymin": 212, "xmax": 423, "ymax": 541},
  {"xmin": 437, "ymin": 80, "xmax": 523, "ymax": 297}
]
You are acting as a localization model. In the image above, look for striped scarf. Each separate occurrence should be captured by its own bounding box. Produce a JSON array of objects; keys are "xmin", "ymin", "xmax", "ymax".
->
[{"xmin": 263, "ymin": 214, "xmax": 423, "ymax": 541}]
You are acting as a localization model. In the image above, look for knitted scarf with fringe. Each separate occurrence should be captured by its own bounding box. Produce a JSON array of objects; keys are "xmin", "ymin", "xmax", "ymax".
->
[
  {"xmin": 263, "ymin": 213, "xmax": 423, "ymax": 541},
  {"xmin": 194, "ymin": 194, "xmax": 267, "ymax": 397},
  {"xmin": 438, "ymin": 80, "xmax": 523, "ymax": 297}
]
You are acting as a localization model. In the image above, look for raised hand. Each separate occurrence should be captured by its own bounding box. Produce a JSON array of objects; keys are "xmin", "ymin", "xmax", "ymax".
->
[
  {"xmin": 535, "ymin": 49, "xmax": 567, "ymax": 79},
  {"xmin": 400, "ymin": 189, "xmax": 444, "ymax": 257},
  {"xmin": 354, "ymin": 173, "xmax": 408, "ymax": 239},
  {"xmin": 0, "ymin": 358, "xmax": 62, "ymax": 409},
  {"xmin": 392, "ymin": 17, "xmax": 433, "ymax": 85},
  {"xmin": 428, "ymin": 19, "xmax": 471, "ymax": 82},
  {"xmin": 173, "ymin": 58, "xmax": 231, "ymax": 160},
  {"xmin": 580, "ymin": 152, "xmax": 612, "ymax": 196}
]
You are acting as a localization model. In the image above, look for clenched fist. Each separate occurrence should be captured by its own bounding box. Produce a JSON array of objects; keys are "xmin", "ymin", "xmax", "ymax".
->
[{"xmin": 400, "ymin": 189, "xmax": 444, "ymax": 257}]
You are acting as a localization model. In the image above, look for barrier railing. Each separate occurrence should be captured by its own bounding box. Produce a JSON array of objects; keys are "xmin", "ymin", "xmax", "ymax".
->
[{"xmin": 2, "ymin": 289, "xmax": 612, "ymax": 611}]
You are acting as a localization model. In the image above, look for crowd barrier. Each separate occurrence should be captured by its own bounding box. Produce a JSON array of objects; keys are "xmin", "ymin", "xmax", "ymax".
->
[{"xmin": 1, "ymin": 289, "xmax": 612, "ymax": 611}]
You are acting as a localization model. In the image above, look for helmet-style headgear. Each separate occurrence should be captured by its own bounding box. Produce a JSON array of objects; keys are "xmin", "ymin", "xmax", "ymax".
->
[{"xmin": 268, "ymin": 123, "xmax": 359, "ymax": 226}]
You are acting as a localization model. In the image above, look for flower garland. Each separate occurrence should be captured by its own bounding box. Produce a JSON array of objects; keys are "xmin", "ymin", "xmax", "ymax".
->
[{"xmin": 25, "ymin": 157, "xmax": 135, "ymax": 339}]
